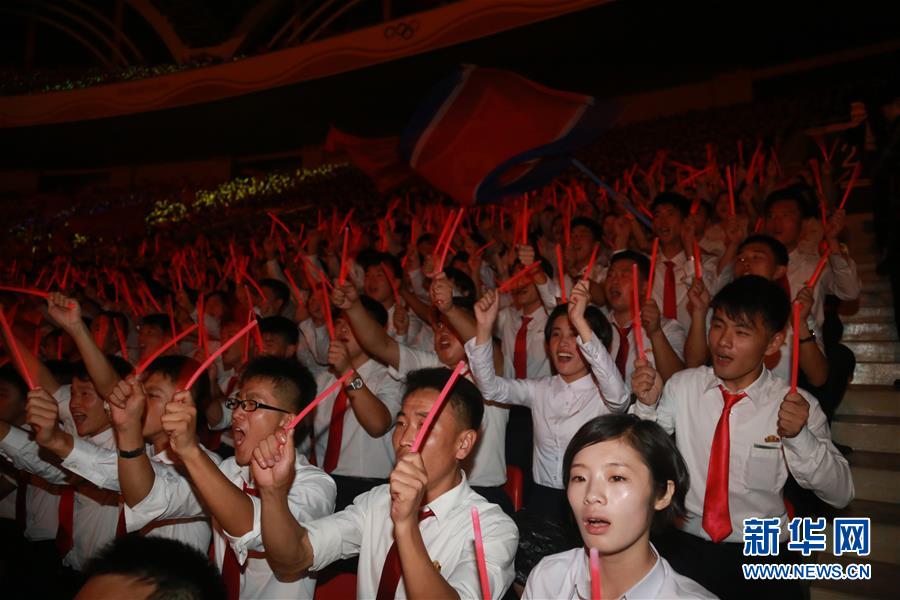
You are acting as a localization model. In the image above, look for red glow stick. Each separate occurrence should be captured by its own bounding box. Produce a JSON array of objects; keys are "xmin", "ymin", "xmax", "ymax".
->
[
  {"xmin": 284, "ymin": 271, "xmax": 304, "ymax": 304},
  {"xmin": 471, "ymin": 506, "xmax": 491, "ymax": 600},
  {"xmin": 113, "ymin": 319, "xmax": 129, "ymax": 360},
  {"xmin": 320, "ymin": 281, "xmax": 335, "ymax": 340},
  {"xmin": 411, "ymin": 360, "xmax": 466, "ymax": 452},
  {"xmin": 475, "ymin": 240, "xmax": 495, "ymax": 256},
  {"xmin": 0, "ymin": 286, "xmax": 49, "ymax": 299},
  {"xmin": 692, "ymin": 240, "xmax": 703, "ymax": 280},
  {"xmin": 437, "ymin": 208, "xmax": 465, "ymax": 273},
  {"xmin": 806, "ymin": 252, "xmax": 829, "ymax": 289},
  {"xmin": 583, "ymin": 243, "xmax": 600, "ymax": 282},
  {"xmin": 589, "ymin": 548, "xmax": 602, "ymax": 600},
  {"xmin": 521, "ymin": 198, "xmax": 529, "ymax": 246},
  {"xmin": 631, "ymin": 264, "xmax": 645, "ymax": 361},
  {"xmin": 243, "ymin": 287, "xmax": 264, "ymax": 351},
  {"xmin": 496, "ymin": 263, "xmax": 540, "ymax": 293},
  {"xmin": 266, "ymin": 212, "xmax": 292, "ymax": 236},
  {"xmin": 646, "ymin": 238, "xmax": 659, "ymax": 302},
  {"xmin": 838, "ymin": 163, "xmax": 860, "ymax": 210},
  {"xmin": 745, "ymin": 141, "xmax": 763, "ymax": 184},
  {"xmin": 338, "ymin": 228, "xmax": 350, "ymax": 285},
  {"xmin": 285, "ymin": 370, "xmax": 356, "ymax": 431},
  {"xmin": 381, "ymin": 264, "xmax": 401, "ymax": 304},
  {"xmin": 789, "ymin": 301, "xmax": 801, "ymax": 393},
  {"xmin": 726, "ymin": 166, "xmax": 735, "ymax": 216},
  {"xmin": 134, "ymin": 324, "xmax": 199, "ymax": 375},
  {"xmin": 555, "ymin": 244, "xmax": 567, "ymax": 303},
  {"xmin": 166, "ymin": 298, "xmax": 177, "ymax": 339},
  {"xmin": 243, "ymin": 273, "xmax": 266, "ymax": 300},
  {"xmin": 182, "ymin": 321, "xmax": 258, "ymax": 390},
  {"xmin": 0, "ymin": 309, "xmax": 35, "ymax": 389}
]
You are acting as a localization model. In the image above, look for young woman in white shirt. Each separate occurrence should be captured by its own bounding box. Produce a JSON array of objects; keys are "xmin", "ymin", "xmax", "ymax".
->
[{"xmin": 523, "ymin": 414, "xmax": 715, "ymax": 599}]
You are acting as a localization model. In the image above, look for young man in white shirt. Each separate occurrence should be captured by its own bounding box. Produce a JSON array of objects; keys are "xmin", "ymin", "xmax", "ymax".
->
[
  {"xmin": 112, "ymin": 356, "xmax": 336, "ymax": 600},
  {"xmin": 358, "ymin": 250, "xmax": 423, "ymax": 344},
  {"xmin": 333, "ymin": 278, "xmax": 512, "ymax": 513},
  {"xmin": 630, "ymin": 275, "xmax": 854, "ymax": 598},
  {"xmin": 312, "ymin": 295, "xmax": 403, "ymax": 509},
  {"xmin": 602, "ymin": 250, "xmax": 685, "ymax": 385},
  {"xmin": 251, "ymin": 367, "xmax": 519, "ymax": 599}
]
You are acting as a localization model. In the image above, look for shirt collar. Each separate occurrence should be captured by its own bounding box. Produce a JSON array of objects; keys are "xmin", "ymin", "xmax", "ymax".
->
[
  {"xmin": 422, "ymin": 470, "xmax": 470, "ymax": 524},
  {"xmin": 89, "ymin": 426, "xmax": 115, "ymax": 447},
  {"xmin": 574, "ymin": 544, "xmax": 666, "ymax": 600},
  {"xmin": 703, "ymin": 365, "xmax": 770, "ymax": 408},
  {"xmin": 553, "ymin": 372, "xmax": 597, "ymax": 393}
]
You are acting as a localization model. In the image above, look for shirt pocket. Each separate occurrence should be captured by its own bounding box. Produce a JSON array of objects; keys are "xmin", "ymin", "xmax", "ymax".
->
[{"xmin": 744, "ymin": 444, "xmax": 782, "ymax": 491}]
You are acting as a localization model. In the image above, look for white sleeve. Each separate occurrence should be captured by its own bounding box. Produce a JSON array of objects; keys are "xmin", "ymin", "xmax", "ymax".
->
[
  {"xmin": 576, "ymin": 334, "xmax": 629, "ymax": 412},
  {"xmin": 464, "ymin": 338, "xmax": 539, "ymax": 408},
  {"xmin": 225, "ymin": 459, "xmax": 336, "ymax": 563},
  {"xmin": 125, "ymin": 460, "xmax": 206, "ymax": 530},
  {"xmin": 0, "ymin": 427, "xmax": 70, "ymax": 485},
  {"xmin": 822, "ymin": 253, "xmax": 861, "ymax": 302},
  {"xmin": 61, "ymin": 437, "xmax": 122, "ymax": 491},
  {"xmin": 304, "ymin": 488, "xmax": 373, "ymax": 570}
]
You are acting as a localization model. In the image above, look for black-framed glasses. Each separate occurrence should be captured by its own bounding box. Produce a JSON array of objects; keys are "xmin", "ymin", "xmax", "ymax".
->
[{"xmin": 225, "ymin": 396, "xmax": 290, "ymax": 414}]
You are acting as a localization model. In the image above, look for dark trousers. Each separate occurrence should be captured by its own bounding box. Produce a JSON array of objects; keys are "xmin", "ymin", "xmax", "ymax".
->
[
  {"xmin": 654, "ymin": 528, "xmax": 805, "ymax": 600},
  {"xmin": 331, "ymin": 474, "xmax": 387, "ymax": 512}
]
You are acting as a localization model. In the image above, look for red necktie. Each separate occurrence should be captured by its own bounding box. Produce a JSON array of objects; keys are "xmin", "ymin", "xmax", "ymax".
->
[
  {"xmin": 615, "ymin": 325, "xmax": 632, "ymax": 380},
  {"xmin": 323, "ymin": 388, "xmax": 350, "ymax": 473},
  {"xmin": 15, "ymin": 470, "xmax": 27, "ymax": 532},
  {"xmin": 222, "ymin": 483, "xmax": 259, "ymax": 600},
  {"xmin": 56, "ymin": 486, "xmax": 75, "ymax": 558},
  {"xmin": 116, "ymin": 501, "xmax": 127, "ymax": 537},
  {"xmin": 702, "ymin": 385, "xmax": 747, "ymax": 543},
  {"xmin": 663, "ymin": 261, "xmax": 677, "ymax": 319},
  {"xmin": 376, "ymin": 508, "xmax": 435, "ymax": 600},
  {"xmin": 513, "ymin": 316, "xmax": 533, "ymax": 379}
]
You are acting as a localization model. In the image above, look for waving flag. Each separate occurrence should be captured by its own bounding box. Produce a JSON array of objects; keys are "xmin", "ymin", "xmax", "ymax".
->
[
  {"xmin": 324, "ymin": 126, "xmax": 414, "ymax": 193},
  {"xmin": 400, "ymin": 65, "xmax": 620, "ymax": 204}
]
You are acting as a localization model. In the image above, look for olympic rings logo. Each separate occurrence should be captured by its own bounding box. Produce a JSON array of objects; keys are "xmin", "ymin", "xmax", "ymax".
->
[{"xmin": 384, "ymin": 20, "xmax": 419, "ymax": 40}]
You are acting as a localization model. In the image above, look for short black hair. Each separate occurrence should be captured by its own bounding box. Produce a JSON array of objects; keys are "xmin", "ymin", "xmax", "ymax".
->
[
  {"xmin": 72, "ymin": 355, "xmax": 133, "ymax": 383},
  {"xmin": 44, "ymin": 359, "xmax": 74, "ymax": 385},
  {"xmin": 443, "ymin": 267, "xmax": 476, "ymax": 300},
  {"xmin": 652, "ymin": 191, "xmax": 691, "ymax": 218},
  {"xmin": 403, "ymin": 367, "xmax": 484, "ymax": 432},
  {"xmin": 609, "ymin": 250, "xmax": 651, "ymax": 281},
  {"xmin": 544, "ymin": 304, "xmax": 613, "ymax": 350},
  {"xmin": 570, "ymin": 216, "xmax": 602, "ymax": 241},
  {"xmin": 710, "ymin": 275, "xmax": 790, "ymax": 335},
  {"xmin": 258, "ymin": 316, "xmax": 299, "ymax": 346},
  {"xmin": 737, "ymin": 234, "xmax": 789, "ymax": 267},
  {"xmin": 140, "ymin": 314, "xmax": 170, "ymax": 334},
  {"xmin": 144, "ymin": 355, "xmax": 211, "ymax": 412},
  {"xmin": 240, "ymin": 355, "xmax": 316, "ymax": 414},
  {"xmin": 358, "ymin": 249, "xmax": 403, "ymax": 279},
  {"xmin": 0, "ymin": 364, "xmax": 27, "ymax": 403},
  {"xmin": 563, "ymin": 414, "xmax": 689, "ymax": 530},
  {"xmin": 764, "ymin": 184, "xmax": 815, "ymax": 219},
  {"xmin": 358, "ymin": 294, "xmax": 388, "ymax": 328},
  {"xmin": 259, "ymin": 278, "xmax": 290, "ymax": 307},
  {"xmin": 80, "ymin": 535, "xmax": 225, "ymax": 600}
]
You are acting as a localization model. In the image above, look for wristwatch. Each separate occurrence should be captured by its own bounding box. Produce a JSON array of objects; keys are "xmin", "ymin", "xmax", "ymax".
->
[
  {"xmin": 118, "ymin": 447, "xmax": 145, "ymax": 459},
  {"xmin": 799, "ymin": 331, "xmax": 816, "ymax": 344},
  {"xmin": 345, "ymin": 376, "xmax": 364, "ymax": 392}
]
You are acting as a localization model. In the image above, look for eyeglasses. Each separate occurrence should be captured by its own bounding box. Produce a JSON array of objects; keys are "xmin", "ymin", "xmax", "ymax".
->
[{"xmin": 225, "ymin": 396, "xmax": 290, "ymax": 414}]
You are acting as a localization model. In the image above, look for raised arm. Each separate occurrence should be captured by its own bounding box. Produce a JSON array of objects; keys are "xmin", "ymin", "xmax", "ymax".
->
[
  {"xmin": 640, "ymin": 298, "xmax": 685, "ymax": 381},
  {"xmin": 47, "ymin": 293, "xmax": 120, "ymax": 399},
  {"xmin": 328, "ymin": 341, "xmax": 391, "ymax": 436},
  {"xmin": 0, "ymin": 306, "xmax": 59, "ymax": 395},
  {"xmin": 108, "ymin": 377, "xmax": 156, "ymax": 507},
  {"xmin": 793, "ymin": 287, "xmax": 828, "ymax": 387},
  {"xmin": 683, "ymin": 278, "xmax": 711, "ymax": 368},
  {"xmin": 333, "ymin": 282, "xmax": 401, "ymax": 370},
  {"xmin": 431, "ymin": 273, "xmax": 477, "ymax": 344}
]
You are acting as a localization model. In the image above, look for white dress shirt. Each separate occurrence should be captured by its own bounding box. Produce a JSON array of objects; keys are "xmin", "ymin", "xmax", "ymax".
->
[
  {"xmin": 465, "ymin": 335, "xmax": 629, "ymax": 489},
  {"xmin": 496, "ymin": 304, "xmax": 551, "ymax": 379},
  {"xmin": 0, "ymin": 438, "xmax": 60, "ymax": 541},
  {"xmin": 602, "ymin": 307, "xmax": 686, "ymax": 389},
  {"xmin": 128, "ymin": 452, "xmax": 335, "ymax": 599},
  {"xmin": 304, "ymin": 472, "xmax": 517, "ymax": 599},
  {"xmin": 523, "ymin": 545, "xmax": 716, "ymax": 599},
  {"xmin": 60, "ymin": 437, "xmax": 218, "ymax": 553},
  {"xmin": 786, "ymin": 247, "xmax": 860, "ymax": 331},
  {"xmin": 388, "ymin": 344, "xmax": 508, "ymax": 487},
  {"xmin": 312, "ymin": 360, "xmax": 403, "ymax": 479},
  {"xmin": 633, "ymin": 366, "xmax": 854, "ymax": 543},
  {"xmin": 386, "ymin": 303, "xmax": 424, "ymax": 347},
  {"xmin": 0, "ymin": 424, "xmax": 120, "ymax": 570},
  {"xmin": 647, "ymin": 249, "xmax": 719, "ymax": 333}
]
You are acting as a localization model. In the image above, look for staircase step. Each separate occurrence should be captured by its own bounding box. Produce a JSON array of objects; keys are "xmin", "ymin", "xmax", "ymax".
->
[
  {"xmin": 809, "ymin": 559, "xmax": 900, "ymax": 599},
  {"xmin": 821, "ymin": 521, "xmax": 900, "ymax": 567},
  {"xmin": 847, "ymin": 451, "xmax": 900, "ymax": 503},
  {"xmin": 844, "ymin": 341, "xmax": 900, "ymax": 362},
  {"xmin": 838, "ymin": 499, "xmax": 900, "ymax": 527},
  {"xmin": 859, "ymin": 290, "xmax": 894, "ymax": 309},
  {"xmin": 850, "ymin": 362, "xmax": 900, "ymax": 386},
  {"xmin": 862, "ymin": 280, "xmax": 891, "ymax": 293},
  {"xmin": 832, "ymin": 416, "xmax": 900, "ymax": 453},
  {"xmin": 842, "ymin": 306, "xmax": 895, "ymax": 322},
  {"xmin": 838, "ymin": 386, "xmax": 900, "ymax": 418},
  {"xmin": 843, "ymin": 322, "xmax": 898, "ymax": 341}
]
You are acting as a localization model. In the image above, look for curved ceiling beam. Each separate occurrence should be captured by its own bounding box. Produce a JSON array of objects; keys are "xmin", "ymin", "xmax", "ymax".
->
[
  {"xmin": 63, "ymin": 0, "xmax": 145, "ymax": 61},
  {"xmin": 1, "ymin": 8, "xmax": 114, "ymax": 68},
  {"xmin": 35, "ymin": 1, "xmax": 131, "ymax": 65},
  {"xmin": 124, "ymin": 0, "xmax": 187, "ymax": 63}
]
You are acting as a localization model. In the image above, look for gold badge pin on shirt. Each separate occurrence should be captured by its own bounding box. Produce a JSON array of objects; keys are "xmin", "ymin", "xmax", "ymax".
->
[{"xmin": 765, "ymin": 435, "xmax": 781, "ymax": 443}]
